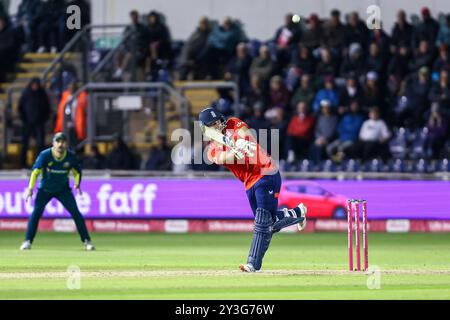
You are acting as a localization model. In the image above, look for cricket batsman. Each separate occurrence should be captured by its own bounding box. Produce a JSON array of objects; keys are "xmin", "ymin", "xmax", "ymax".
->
[
  {"xmin": 20, "ymin": 132, "xmax": 95, "ymax": 251},
  {"xmin": 199, "ymin": 107, "xmax": 306, "ymax": 272}
]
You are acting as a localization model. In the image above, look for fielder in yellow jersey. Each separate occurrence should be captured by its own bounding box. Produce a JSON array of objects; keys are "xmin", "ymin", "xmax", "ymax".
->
[{"xmin": 20, "ymin": 132, "xmax": 95, "ymax": 251}]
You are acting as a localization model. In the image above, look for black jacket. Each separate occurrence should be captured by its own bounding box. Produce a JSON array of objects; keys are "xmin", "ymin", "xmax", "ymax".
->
[
  {"xmin": 145, "ymin": 146, "xmax": 172, "ymax": 171},
  {"xmin": 18, "ymin": 84, "xmax": 51, "ymax": 126}
]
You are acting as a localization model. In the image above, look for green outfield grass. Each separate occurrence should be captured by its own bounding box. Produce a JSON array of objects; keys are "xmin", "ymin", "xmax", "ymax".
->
[{"xmin": 1, "ymin": 231, "xmax": 450, "ymax": 299}]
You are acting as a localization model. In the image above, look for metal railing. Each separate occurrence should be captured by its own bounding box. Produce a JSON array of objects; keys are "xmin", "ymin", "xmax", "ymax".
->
[
  {"xmin": 41, "ymin": 24, "xmax": 129, "ymax": 87},
  {"xmin": 0, "ymin": 170, "xmax": 449, "ymax": 181},
  {"xmin": 62, "ymin": 82, "xmax": 190, "ymax": 147},
  {"xmin": 176, "ymin": 81, "xmax": 240, "ymax": 116}
]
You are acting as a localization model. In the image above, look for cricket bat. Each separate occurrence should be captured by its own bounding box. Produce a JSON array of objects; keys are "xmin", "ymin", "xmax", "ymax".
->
[{"xmin": 202, "ymin": 125, "xmax": 245, "ymax": 159}]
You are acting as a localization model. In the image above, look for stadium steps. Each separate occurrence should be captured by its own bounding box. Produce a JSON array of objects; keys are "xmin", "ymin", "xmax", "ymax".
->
[
  {"xmin": 174, "ymin": 81, "xmax": 219, "ymax": 116},
  {"xmin": 22, "ymin": 52, "xmax": 61, "ymax": 61},
  {"xmin": 0, "ymin": 52, "xmax": 64, "ymax": 168},
  {"xmin": 17, "ymin": 62, "xmax": 50, "ymax": 72}
]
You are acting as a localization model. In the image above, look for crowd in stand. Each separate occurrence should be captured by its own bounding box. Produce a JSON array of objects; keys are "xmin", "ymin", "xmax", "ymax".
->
[
  {"xmin": 4, "ymin": 2, "xmax": 450, "ymax": 170},
  {"xmin": 0, "ymin": 0, "xmax": 90, "ymax": 81},
  {"xmin": 107, "ymin": 7, "xmax": 450, "ymax": 170}
]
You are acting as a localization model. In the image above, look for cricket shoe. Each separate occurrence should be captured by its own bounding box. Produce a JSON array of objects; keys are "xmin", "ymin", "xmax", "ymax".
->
[
  {"xmin": 296, "ymin": 203, "xmax": 307, "ymax": 231},
  {"xmin": 84, "ymin": 240, "xmax": 96, "ymax": 251},
  {"xmin": 239, "ymin": 263, "xmax": 260, "ymax": 273},
  {"xmin": 281, "ymin": 203, "xmax": 307, "ymax": 231},
  {"xmin": 20, "ymin": 240, "xmax": 31, "ymax": 250}
]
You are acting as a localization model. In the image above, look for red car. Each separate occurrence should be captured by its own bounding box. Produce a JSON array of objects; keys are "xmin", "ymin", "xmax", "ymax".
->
[{"xmin": 278, "ymin": 180, "xmax": 348, "ymax": 219}]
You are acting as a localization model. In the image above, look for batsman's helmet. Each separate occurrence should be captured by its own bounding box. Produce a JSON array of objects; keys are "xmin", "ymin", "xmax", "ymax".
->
[{"xmin": 198, "ymin": 107, "xmax": 225, "ymax": 127}]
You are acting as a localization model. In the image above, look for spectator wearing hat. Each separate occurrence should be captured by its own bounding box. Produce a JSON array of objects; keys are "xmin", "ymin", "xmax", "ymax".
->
[
  {"xmin": 286, "ymin": 101, "xmax": 316, "ymax": 162},
  {"xmin": 409, "ymin": 40, "xmax": 436, "ymax": 73},
  {"xmin": 413, "ymin": 7, "xmax": 440, "ymax": 47},
  {"xmin": 351, "ymin": 107, "xmax": 391, "ymax": 161},
  {"xmin": 436, "ymin": 14, "xmax": 450, "ymax": 48},
  {"xmin": 312, "ymin": 75, "xmax": 339, "ymax": 113},
  {"xmin": 302, "ymin": 13, "xmax": 323, "ymax": 50},
  {"xmin": 18, "ymin": 78, "xmax": 51, "ymax": 168},
  {"xmin": 327, "ymin": 101, "xmax": 364, "ymax": 162},
  {"xmin": 391, "ymin": 10, "xmax": 415, "ymax": 49},
  {"xmin": 309, "ymin": 100, "xmax": 338, "ymax": 164},
  {"xmin": 340, "ymin": 42, "xmax": 365, "ymax": 78}
]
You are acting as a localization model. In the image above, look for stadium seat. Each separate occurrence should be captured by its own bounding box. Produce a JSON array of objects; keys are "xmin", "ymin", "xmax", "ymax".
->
[
  {"xmin": 298, "ymin": 159, "xmax": 313, "ymax": 172},
  {"xmin": 389, "ymin": 127, "xmax": 408, "ymax": 159},
  {"xmin": 389, "ymin": 158, "xmax": 405, "ymax": 173},
  {"xmin": 438, "ymin": 159, "xmax": 450, "ymax": 172},
  {"xmin": 341, "ymin": 159, "xmax": 361, "ymax": 172},
  {"xmin": 409, "ymin": 127, "xmax": 428, "ymax": 159},
  {"xmin": 413, "ymin": 158, "xmax": 428, "ymax": 173},
  {"xmin": 363, "ymin": 158, "xmax": 383, "ymax": 172},
  {"xmin": 319, "ymin": 159, "xmax": 337, "ymax": 172}
]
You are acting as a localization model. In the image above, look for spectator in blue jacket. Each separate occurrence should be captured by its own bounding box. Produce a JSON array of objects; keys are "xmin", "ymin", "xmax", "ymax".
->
[
  {"xmin": 312, "ymin": 75, "xmax": 339, "ymax": 113},
  {"xmin": 199, "ymin": 17, "xmax": 245, "ymax": 78},
  {"xmin": 326, "ymin": 101, "xmax": 364, "ymax": 161}
]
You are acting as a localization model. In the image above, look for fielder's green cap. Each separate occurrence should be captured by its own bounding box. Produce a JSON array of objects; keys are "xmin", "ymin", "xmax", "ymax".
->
[{"xmin": 53, "ymin": 132, "xmax": 68, "ymax": 142}]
